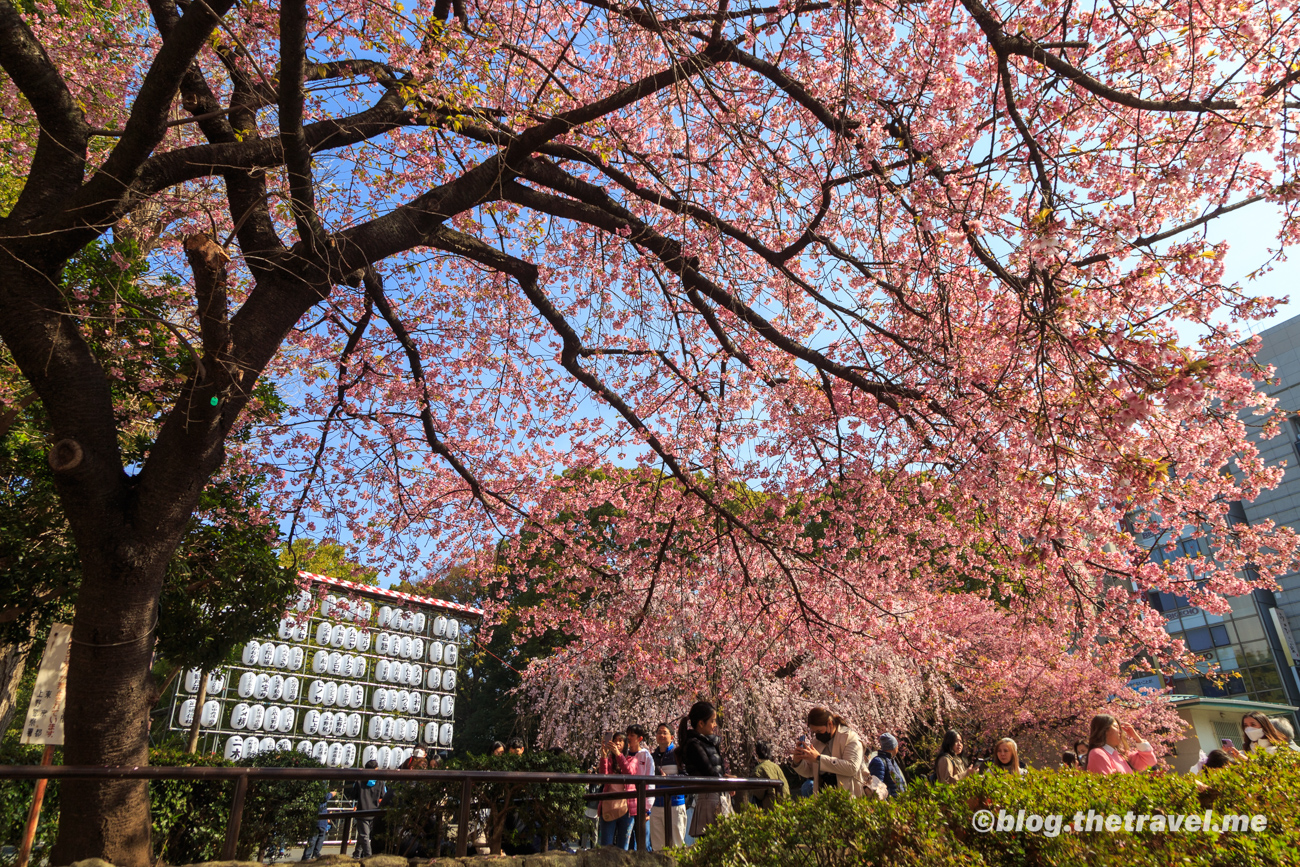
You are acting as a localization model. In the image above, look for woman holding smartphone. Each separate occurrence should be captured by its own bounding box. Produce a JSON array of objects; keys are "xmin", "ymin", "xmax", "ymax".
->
[{"xmin": 596, "ymin": 732, "xmax": 634, "ymax": 848}]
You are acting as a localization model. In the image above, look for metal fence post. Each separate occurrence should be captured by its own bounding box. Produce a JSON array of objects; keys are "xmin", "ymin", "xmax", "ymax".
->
[
  {"xmin": 221, "ymin": 772, "xmax": 249, "ymax": 860},
  {"xmin": 456, "ymin": 778, "xmax": 473, "ymax": 857},
  {"xmin": 635, "ymin": 783, "xmax": 647, "ymax": 851}
]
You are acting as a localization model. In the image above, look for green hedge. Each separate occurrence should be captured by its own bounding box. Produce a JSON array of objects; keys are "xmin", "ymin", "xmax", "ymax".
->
[
  {"xmin": 0, "ymin": 744, "xmax": 325, "ymax": 865},
  {"xmin": 676, "ymin": 751, "xmax": 1300, "ymax": 867}
]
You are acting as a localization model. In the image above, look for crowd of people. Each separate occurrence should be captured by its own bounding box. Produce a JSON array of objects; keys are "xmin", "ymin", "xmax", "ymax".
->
[{"xmin": 302, "ymin": 704, "xmax": 1299, "ymax": 857}]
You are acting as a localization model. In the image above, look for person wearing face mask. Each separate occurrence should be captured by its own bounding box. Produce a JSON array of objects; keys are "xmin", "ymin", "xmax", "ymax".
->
[
  {"xmin": 792, "ymin": 707, "xmax": 868, "ymax": 797},
  {"xmin": 1084, "ymin": 714, "xmax": 1156, "ymax": 774},
  {"xmin": 1233, "ymin": 713, "xmax": 1300, "ymax": 755}
]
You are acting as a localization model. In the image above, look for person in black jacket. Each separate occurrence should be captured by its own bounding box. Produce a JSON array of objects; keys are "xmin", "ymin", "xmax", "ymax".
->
[
  {"xmin": 677, "ymin": 701, "xmax": 732, "ymax": 837},
  {"xmin": 351, "ymin": 760, "xmax": 387, "ymax": 858}
]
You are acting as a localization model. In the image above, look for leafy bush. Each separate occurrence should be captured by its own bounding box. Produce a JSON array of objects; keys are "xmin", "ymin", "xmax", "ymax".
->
[
  {"xmin": 148, "ymin": 747, "xmax": 233, "ymax": 865},
  {"xmin": 234, "ymin": 749, "xmax": 329, "ymax": 861},
  {"xmin": 386, "ymin": 751, "xmax": 588, "ymax": 856},
  {"xmin": 677, "ymin": 751, "xmax": 1300, "ymax": 867},
  {"xmin": 0, "ymin": 739, "xmax": 60, "ymax": 866}
]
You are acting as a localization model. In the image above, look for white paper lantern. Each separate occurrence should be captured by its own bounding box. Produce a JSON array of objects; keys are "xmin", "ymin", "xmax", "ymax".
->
[
  {"xmin": 409, "ymin": 664, "xmax": 423, "ymax": 687},
  {"xmin": 441, "ymin": 695, "xmax": 454, "ymax": 718},
  {"xmin": 315, "ymin": 623, "xmax": 331, "ymax": 645},
  {"xmin": 334, "ymin": 597, "xmax": 351, "ymax": 620},
  {"xmin": 345, "ymin": 627, "xmax": 359, "ymax": 650},
  {"xmin": 323, "ymin": 681, "xmax": 338, "ymax": 706},
  {"xmin": 276, "ymin": 738, "xmax": 293, "ymax": 752},
  {"xmin": 279, "ymin": 707, "xmax": 296, "ymax": 733},
  {"xmin": 265, "ymin": 706, "xmax": 281, "ymax": 732},
  {"xmin": 231, "ymin": 702, "xmax": 251, "ymax": 730},
  {"xmin": 274, "ymin": 644, "xmax": 290, "ymax": 668},
  {"xmin": 258, "ymin": 644, "xmax": 275, "ymax": 667},
  {"xmin": 328, "ymin": 652, "xmax": 344, "ymax": 677},
  {"xmin": 442, "ymin": 670, "xmax": 456, "ymax": 691},
  {"xmin": 434, "ymin": 615, "xmax": 448, "ymax": 637},
  {"xmin": 439, "ymin": 723, "xmax": 454, "ymax": 746},
  {"xmin": 322, "ymin": 595, "xmax": 337, "ymax": 617},
  {"xmin": 396, "ymin": 690, "xmax": 410, "ymax": 714},
  {"xmin": 368, "ymin": 715, "xmax": 383, "ymax": 740},
  {"xmin": 386, "ymin": 688, "xmax": 399, "ymax": 709},
  {"xmin": 354, "ymin": 656, "xmax": 367, "ymax": 678},
  {"xmin": 304, "ymin": 709, "xmax": 321, "ymax": 735},
  {"xmin": 297, "ymin": 740, "xmax": 313, "ymax": 755},
  {"xmin": 278, "ymin": 618, "xmax": 293, "ymax": 641},
  {"xmin": 184, "ymin": 669, "xmax": 202, "ymax": 693},
  {"xmin": 342, "ymin": 655, "xmax": 356, "ymax": 678},
  {"xmin": 447, "ymin": 618, "xmax": 460, "ymax": 640},
  {"xmin": 244, "ymin": 737, "xmax": 261, "ymax": 758},
  {"xmin": 238, "ymin": 672, "xmax": 256, "ymax": 699},
  {"xmin": 224, "ymin": 736, "xmax": 244, "ymax": 760},
  {"xmin": 259, "ymin": 736, "xmax": 276, "ymax": 753},
  {"xmin": 373, "ymin": 689, "xmax": 387, "ymax": 711},
  {"xmin": 379, "ymin": 606, "xmax": 393, "ymax": 627},
  {"xmin": 362, "ymin": 744, "xmax": 378, "ymax": 766},
  {"xmin": 424, "ymin": 722, "xmax": 438, "ymax": 743},
  {"xmin": 267, "ymin": 675, "xmax": 284, "ymax": 701},
  {"xmin": 312, "ymin": 741, "xmax": 327, "ymax": 762},
  {"xmin": 401, "ymin": 636, "xmax": 414, "ymax": 659},
  {"xmin": 408, "ymin": 690, "xmax": 422, "ymax": 715},
  {"xmin": 357, "ymin": 631, "xmax": 371, "ymax": 652},
  {"xmin": 425, "ymin": 694, "xmax": 439, "ymax": 716},
  {"xmin": 411, "ymin": 638, "xmax": 424, "ymax": 661},
  {"xmin": 207, "ymin": 671, "xmax": 225, "ymax": 693},
  {"xmin": 444, "ymin": 645, "xmax": 458, "ymax": 666},
  {"xmin": 308, "ymin": 680, "xmax": 325, "ymax": 705},
  {"xmin": 289, "ymin": 647, "xmax": 304, "ymax": 671},
  {"xmin": 297, "ymin": 589, "xmax": 312, "ymax": 612},
  {"xmin": 350, "ymin": 685, "xmax": 365, "ymax": 709},
  {"xmin": 201, "ymin": 700, "xmax": 221, "ymax": 727},
  {"xmin": 381, "ymin": 717, "xmax": 395, "ymax": 740},
  {"xmin": 376, "ymin": 633, "xmax": 391, "ymax": 656},
  {"xmin": 378, "ymin": 745, "xmax": 393, "ymax": 768},
  {"xmin": 284, "ymin": 677, "xmax": 301, "ymax": 702},
  {"xmin": 346, "ymin": 712, "xmax": 362, "ymax": 738},
  {"xmin": 360, "ymin": 601, "xmax": 373, "ymax": 620},
  {"xmin": 312, "ymin": 650, "xmax": 329, "ymax": 674},
  {"xmin": 178, "ymin": 699, "xmax": 196, "ymax": 727},
  {"xmin": 428, "ymin": 642, "xmax": 443, "ymax": 664},
  {"xmin": 242, "ymin": 640, "xmax": 261, "ymax": 666},
  {"xmin": 330, "ymin": 625, "xmax": 347, "ymax": 649},
  {"xmin": 376, "ymin": 659, "xmax": 391, "ymax": 683},
  {"xmin": 413, "ymin": 612, "xmax": 426, "ymax": 633},
  {"xmin": 255, "ymin": 674, "xmax": 271, "ymax": 700},
  {"xmin": 293, "ymin": 623, "xmax": 309, "ymax": 642},
  {"xmin": 426, "ymin": 667, "xmax": 442, "ymax": 690},
  {"xmin": 343, "ymin": 743, "xmax": 357, "ymax": 767},
  {"xmin": 337, "ymin": 683, "xmax": 352, "ymax": 707},
  {"xmin": 248, "ymin": 704, "xmax": 265, "ymax": 731}
]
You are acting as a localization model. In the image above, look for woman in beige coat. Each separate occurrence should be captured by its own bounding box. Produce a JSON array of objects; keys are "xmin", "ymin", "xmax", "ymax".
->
[{"xmin": 792, "ymin": 707, "xmax": 867, "ymax": 796}]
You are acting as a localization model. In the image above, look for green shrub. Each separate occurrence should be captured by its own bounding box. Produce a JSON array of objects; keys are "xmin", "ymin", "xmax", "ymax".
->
[
  {"xmin": 0, "ymin": 739, "xmax": 60, "ymax": 865},
  {"xmin": 233, "ymin": 749, "xmax": 328, "ymax": 861},
  {"xmin": 148, "ymin": 747, "xmax": 233, "ymax": 865},
  {"xmin": 677, "ymin": 752, "xmax": 1300, "ymax": 867},
  {"xmin": 386, "ymin": 751, "xmax": 587, "ymax": 856}
]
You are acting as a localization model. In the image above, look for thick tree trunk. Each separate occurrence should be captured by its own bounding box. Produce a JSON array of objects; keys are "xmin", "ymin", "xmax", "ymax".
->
[
  {"xmin": 48, "ymin": 542, "xmax": 176, "ymax": 867},
  {"xmin": 0, "ymin": 635, "xmax": 32, "ymax": 734}
]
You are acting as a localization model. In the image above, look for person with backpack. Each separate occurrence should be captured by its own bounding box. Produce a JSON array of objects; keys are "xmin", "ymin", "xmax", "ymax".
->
[
  {"xmin": 349, "ymin": 760, "xmax": 387, "ymax": 857},
  {"xmin": 867, "ymin": 733, "xmax": 907, "ymax": 797},
  {"xmin": 792, "ymin": 707, "xmax": 868, "ymax": 796},
  {"xmin": 933, "ymin": 730, "xmax": 971, "ymax": 783}
]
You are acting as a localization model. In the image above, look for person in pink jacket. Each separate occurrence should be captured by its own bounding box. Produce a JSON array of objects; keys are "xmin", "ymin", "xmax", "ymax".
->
[{"xmin": 1084, "ymin": 714, "xmax": 1156, "ymax": 775}]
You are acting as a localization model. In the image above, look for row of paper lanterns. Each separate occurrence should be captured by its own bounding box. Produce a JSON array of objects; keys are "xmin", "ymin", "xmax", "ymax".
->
[
  {"xmin": 293, "ymin": 590, "xmax": 462, "ymax": 640},
  {"xmin": 220, "ymin": 727, "xmax": 455, "ymax": 764}
]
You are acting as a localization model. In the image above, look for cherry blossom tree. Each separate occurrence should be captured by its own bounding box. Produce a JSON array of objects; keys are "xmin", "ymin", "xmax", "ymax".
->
[{"xmin": 3, "ymin": 0, "xmax": 1300, "ymax": 862}]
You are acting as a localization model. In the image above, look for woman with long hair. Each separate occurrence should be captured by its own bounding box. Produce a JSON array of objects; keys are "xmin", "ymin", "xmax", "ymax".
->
[
  {"xmin": 678, "ymin": 701, "xmax": 733, "ymax": 836},
  {"xmin": 1084, "ymin": 714, "xmax": 1156, "ymax": 774},
  {"xmin": 1236, "ymin": 713, "xmax": 1300, "ymax": 755},
  {"xmin": 933, "ymin": 729, "xmax": 970, "ymax": 783},
  {"xmin": 989, "ymin": 738, "xmax": 1024, "ymax": 775},
  {"xmin": 792, "ymin": 707, "xmax": 868, "ymax": 796}
]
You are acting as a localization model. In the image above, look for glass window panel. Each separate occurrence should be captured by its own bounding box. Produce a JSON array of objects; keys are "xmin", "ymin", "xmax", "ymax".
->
[
  {"xmin": 1250, "ymin": 666, "xmax": 1283, "ymax": 691},
  {"xmin": 1186, "ymin": 627, "xmax": 1214, "ymax": 652},
  {"xmin": 1181, "ymin": 610, "xmax": 1207, "ymax": 629},
  {"xmin": 1234, "ymin": 617, "xmax": 1266, "ymax": 643},
  {"xmin": 1210, "ymin": 625, "xmax": 1231, "ymax": 647}
]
